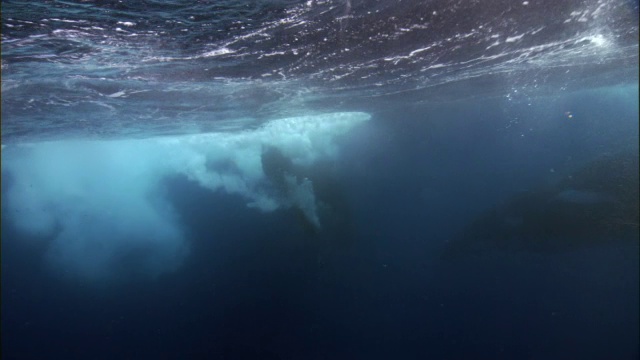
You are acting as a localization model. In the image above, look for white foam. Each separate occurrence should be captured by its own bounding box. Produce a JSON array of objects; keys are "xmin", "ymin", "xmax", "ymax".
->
[{"xmin": 2, "ymin": 111, "xmax": 370, "ymax": 281}]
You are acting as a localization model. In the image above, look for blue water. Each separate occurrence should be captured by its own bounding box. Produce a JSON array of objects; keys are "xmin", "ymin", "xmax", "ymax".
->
[{"xmin": 2, "ymin": 1, "xmax": 639, "ymax": 359}]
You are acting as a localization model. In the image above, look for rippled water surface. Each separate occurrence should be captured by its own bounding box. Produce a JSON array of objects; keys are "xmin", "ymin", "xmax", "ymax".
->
[{"xmin": 2, "ymin": 0, "xmax": 638, "ymax": 141}]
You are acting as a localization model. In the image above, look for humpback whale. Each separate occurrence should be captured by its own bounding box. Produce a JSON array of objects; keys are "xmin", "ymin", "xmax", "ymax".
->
[{"xmin": 443, "ymin": 153, "xmax": 639, "ymax": 258}]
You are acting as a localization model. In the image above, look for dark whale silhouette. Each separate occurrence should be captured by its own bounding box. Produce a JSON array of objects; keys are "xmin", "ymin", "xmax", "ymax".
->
[{"xmin": 443, "ymin": 153, "xmax": 639, "ymax": 258}]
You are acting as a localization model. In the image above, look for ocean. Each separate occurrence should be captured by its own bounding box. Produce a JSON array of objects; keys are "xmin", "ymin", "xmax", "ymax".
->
[{"xmin": 1, "ymin": 0, "xmax": 639, "ymax": 359}]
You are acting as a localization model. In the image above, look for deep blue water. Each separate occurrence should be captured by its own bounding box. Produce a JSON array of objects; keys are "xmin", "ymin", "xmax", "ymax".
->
[{"xmin": 2, "ymin": 1, "xmax": 639, "ymax": 359}]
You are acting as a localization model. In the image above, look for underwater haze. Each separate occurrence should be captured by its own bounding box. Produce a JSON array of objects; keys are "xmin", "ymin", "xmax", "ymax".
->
[{"xmin": 1, "ymin": 0, "xmax": 639, "ymax": 359}]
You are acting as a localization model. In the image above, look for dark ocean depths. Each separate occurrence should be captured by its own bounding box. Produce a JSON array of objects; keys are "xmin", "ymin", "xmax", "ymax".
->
[{"xmin": 1, "ymin": 0, "xmax": 639, "ymax": 359}]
